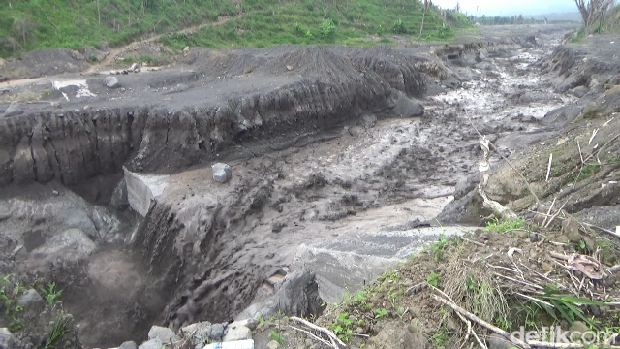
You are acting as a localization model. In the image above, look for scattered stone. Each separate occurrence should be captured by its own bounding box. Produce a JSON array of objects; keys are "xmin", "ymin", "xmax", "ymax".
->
[
  {"xmin": 148, "ymin": 326, "xmax": 180, "ymax": 344},
  {"xmin": 52, "ymin": 190, "xmax": 59, "ymax": 195},
  {"xmin": 520, "ymin": 115, "xmax": 536, "ymax": 123},
  {"xmin": 183, "ymin": 47, "xmax": 191, "ymax": 57},
  {"xmin": 0, "ymin": 328, "xmax": 16, "ymax": 349},
  {"xmin": 104, "ymin": 77, "xmax": 121, "ymax": 89},
  {"xmin": 222, "ymin": 323, "xmax": 252, "ymax": 342},
  {"xmin": 119, "ymin": 341, "xmax": 138, "ymax": 349},
  {"xmin": 17, "ymin": 289, "xmax": 43, "ymax": 306},
  {"xmin": 266, "ymin": 340, "xmax": 280, "ymax": 349},
  {"xmin": 176, "ymin": 83, "xmax": 189, "ymax": 92},
  {"xmin": 210, "ymin": 323, "xmax": 225, "ymax": 340},
  {"xmin": 487, "ymin": 333, "xmax": 514, "ymax": 349},
  {"xmin": 0, "ymin": 206, "xmax": 11, "ymax": 221},
  {"xmin": 286, "ymin": 65, "xmax": 293, "ymax": 71},
  {"xmin": 138, "ymin": 338, "xmax": 163, "ymax": 349},
  {"xmin": 212, "ymin": 163, "xmax": 232, "ymax": 183},
  {"xmin": 529, "ymin": 232, "xmax": 539, "ymax": 242}
]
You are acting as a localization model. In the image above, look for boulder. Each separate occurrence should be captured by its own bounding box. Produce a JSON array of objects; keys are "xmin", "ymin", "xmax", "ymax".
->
[
  {"xmin": 391, "ymin": 91, "xmax": 424, "ymax": 117},
  {"xmin": 147, "ymin": 326, "xmax": 180, "ymax": 345},
  {"xmin": 119, "ymin": 341, "xmax": 138, "ymax": 349},
  {"xmin": 212, "ymin": 163, "xmax": 233, "ymax": 183},
  {"xmin": 181, "ymin": 321, "xmax": 212, "ymax": 346},
  {"xmin": 104, "ymin": 77, "xmax": 121, "ymax": 88},
  {"xmin": 30, "ymin": 229, "xmax": 97, "ymax": 268},
  {"xmin": 487, "ymin": 333, "xmax": 514, "ymax": 349},
  {"xmin": 0, "ymin": 328, "xmax": 16, "ymax": 349},
  {"xmin": 222, "ymin": 323, "xmax": 252, "ymax": 342},
  {"xmin": 110, "ymin": 179, "xmax": 128, "ymax": 208},
  {"xmin": 210, "ymin": 323, "xmax": 225, "ymax": 341},
  {"xmin": 138, "ymin": 338, "xmax": 162, "ymax": 349},
  {"xmin": 17, "ymin": 289, "xmax": 43, "ymax": 306},
  {"xmin": 358, "ymin": 114, "xmax": 377, "ymax": 129},
  {"xmin": 266, "ymin": 340, "xmax": 280, "ymax": 349}
]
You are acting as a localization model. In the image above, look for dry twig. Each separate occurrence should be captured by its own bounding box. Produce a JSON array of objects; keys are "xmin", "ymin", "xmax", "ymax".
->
[
  {"xmin": 290, "ymin": 316, "xmax": 346, "ymax": 348},
  {"xmin": 430, "ymin": 294, "xmax": 531, "ymax": 348}
]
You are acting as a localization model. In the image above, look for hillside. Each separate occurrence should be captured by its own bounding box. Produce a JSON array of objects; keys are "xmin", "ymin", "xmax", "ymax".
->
[{"xmin": 0, "ymin": 0, "xmax": 470, "ymax": 58}]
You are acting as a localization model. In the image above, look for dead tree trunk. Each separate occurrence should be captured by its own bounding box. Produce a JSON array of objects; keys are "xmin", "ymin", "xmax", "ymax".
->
[
  {"xmin": 418, "ymin": 0, "xmax": 431, "ymax": 40},
  {"xmin": 574, "ymin": 0, "xmax": 614, "ymax": 34}
]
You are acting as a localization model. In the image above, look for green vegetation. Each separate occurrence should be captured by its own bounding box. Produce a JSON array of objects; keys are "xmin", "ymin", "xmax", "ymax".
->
[
  {"xmin": 330, "ymin": 312, "xmax": 354, "ymax": 342},
  {"xmin": 268, "ymin": 330, "xmax": 285, "ymax": 345},
  {"xmin": 40, "ymin": 281, "xmax": 63, "ymax": 307},
  {"xmin": 573, "ymin": 162, "xmax": 599, "ymax": 181},
  {"xmin": 1, "ymin": 0, "xmax": 471, "ymax": 58},
  {"xmin": 426, "ymin": 270, "xmax": 441, "ymax": 287},
  {"xmin": 0, "ymin": 274, "xmax": 25, "ymax": 333},
  {"xmin": 43, "ymin": 317, "xmax": 73, "ymax": 349},
  {"xmin": 429, "ymin": 234, "xmax": 462, "ymax": 262},
  {"xmin": 484, "ymin": 217, "xmax": 525, "ymax": 233}
]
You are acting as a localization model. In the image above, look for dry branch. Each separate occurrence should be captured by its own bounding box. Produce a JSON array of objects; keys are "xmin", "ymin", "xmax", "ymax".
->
[
  {"xmin": 431, "ymin": 294, "xmax": 531, "ymax": 348},
  {"xmin": 288, "ymin": 325, "xmax": 333, "ymax": 348},
  {"xmin": 290, "ymin": 316, "xmax": 346, "ymax": 348}
]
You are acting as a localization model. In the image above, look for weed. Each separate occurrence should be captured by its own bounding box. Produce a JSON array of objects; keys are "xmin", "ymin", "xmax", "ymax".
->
[
  {"xmin": 330, "ymin": 312, "xmax": 353, "ymax": 342},
  {"xmin": 320, "ymin": 18, "xmax": 336, "ymax": 40},
  {"xmin": 43, "ymin": 317, "xmax": 72, "ymax": 349},
  {"xmin": 392, "ymin": 19, "xmax": 408, "ymax": 34},
  {"xmin": 432, "ymin": 325, "xmax": 450, "ymax": 346},
  {"xmin": 122, "ymin": 56, "xmax": 136, "ymax": 65},
  {"xmin": 427, "ymin": 271, "xmax": 441, "ymax": 287},
  {"xmin": 429, "ymin": 234, "xmax": 461, "ymax": 262},
  {"xmin": 375, "ymin": 308, "xmax": 388, "ymax": 319},
  {"xmin": 484, "ymin": 218, "xmax": 524, "ymax": 233},
  {"xmin": 573, "ymin": 162, "xmax": 598, "ymax": 181},
  {"xmin": 535, "ymin": 286, "xmax": 606, "ymax": 329},
  {"xmin": 268, "ymin": 331, "xmax": 285, "ymax": 344},
  {"xmin": 40, "ymin": 281, "xmax": 63, "ymax": 307},
  {"xmin": 9, "ymin": 317, "xmax": 24, "ymax": 332}
]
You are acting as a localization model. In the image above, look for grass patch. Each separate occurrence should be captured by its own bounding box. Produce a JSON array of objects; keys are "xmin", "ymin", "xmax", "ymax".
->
[
  {"xmin": 573, "ymin": 162, "xmax": 599, "ymax": 181},
  {"xmin": 429, "ymin": 234, "xmax": 462, "ymax": 263},
  {"xmin": 43, "ymin": 317, "xmax": 73, "ymax": 349},
  {"xmin": 484, "ymin": 218, "xmax": 525, "ymax": 233},
  {"xmin": 268, "ymin": 330, "xmax": 285, "ymax": 345},
  {"xmin": 581, "ymin": 107, "xmax": 603, "ymax": 119},
  {"xmin": 1, "ymin": 0, "xmax": 471, "ymax": 58}
]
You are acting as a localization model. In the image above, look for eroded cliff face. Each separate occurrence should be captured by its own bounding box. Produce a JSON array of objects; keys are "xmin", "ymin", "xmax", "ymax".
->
[{"xmin": 0, "ymin": 45, "xmax": 435, "ymax": 188}]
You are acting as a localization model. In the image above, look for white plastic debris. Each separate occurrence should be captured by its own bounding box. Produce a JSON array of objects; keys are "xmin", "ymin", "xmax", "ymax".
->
[{"xmin": 203, "ymin": 339, "xmax": 254, "ymax": 349}]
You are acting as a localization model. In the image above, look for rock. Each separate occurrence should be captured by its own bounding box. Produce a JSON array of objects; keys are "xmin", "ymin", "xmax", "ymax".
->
[
  {"xmin": 183, "ymin": 47, "xmax": 190, "ymax": 57},
  {"xmin": 266, "ymin": 340, "xmax": 280, "ymax": 349},
  {"xmin": 210, "ymin": 323, "xmax": 225, "ymax": 340},
  {"xmin": 176, "ymin": 83, "xmax": 189, "ymax": 92},
  {"xmin": 138, "ymin": 338, "xmax": 163, "ymax": 349},
  {"xmin": 570, "ymin": 86, "xmax": 589, "ymax": 98},
  {"xmin": 17, "ymin": 289, "xmax": 43, "ymax": 306},
  {"xmin": 520, "ymin": 115, "xmax": 536, "ymax": 123},
  {"xmin": 0, "ymin": 206, "xmax": 11, "ymax": 221},
  {"xmin": 569, "ymin": 321, "xmax": 593, "ymax": 342},
  {"xmin": 212, "ymin": 163, "xmax": 232, "ymax": 183},
  {"xmin": 222, "ymin": 323, "xmax": 252, "ymax": 342},
  {"xmin": 529, "ymin": 232, "xmax": 539, "ymax": 242},
  {"xmin": 181, "ymin": 322, "xmax": 212, "ymax": 346},
  {"xmin": 30, "ymin": 229, "xmax": 97, "ymax": 268},
  {"xmin": 392, "ymin": 91, "xmax": 424, "ymax": 117},
  {"xmin": 0, "ymin": 328, "xmax": 16, "ymax": 349},
  {"xmin": 487, "ymin": 333, "xmax": 514, "ymax": 349},
  {"xmin": 243, "ymin": 270, "xmax": 323, "ymax": 320},
  {"xmin": 366, "ymin": 321, "xmax": 426, "ymax": 349},
  {"xmin": 358, "ymin": 114, "xmax": 377, "ymax": 129},
  {"xmin": 562, "ymin": 216, "xmax": 581, "ymax": 242},
  {"xmin": 110, "ymin": 179, "xmax": 128, "ymax": 208},
  {"xmin": 286, "ymin": 65, "xmax": 293, "ymax": 71},
  {"xmin": 148, "ymin": 326, "xmax": 180, "ymax": 344},
  {"xmin": 119, "ymin": 341, "xmax": 138, "ymax": 349},
  {"xmin": 104, "ymin": 77, "xmax": 121, "ymax": 88}
]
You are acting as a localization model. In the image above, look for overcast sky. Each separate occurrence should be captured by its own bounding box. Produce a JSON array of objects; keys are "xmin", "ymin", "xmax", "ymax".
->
[{"xmin": 433, "ymin": 0, "xmax": 578, "ymax": 16}]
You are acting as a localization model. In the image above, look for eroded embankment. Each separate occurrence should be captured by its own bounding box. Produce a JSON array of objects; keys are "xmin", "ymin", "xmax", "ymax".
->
[{"xmin": 0, "ymin": 45, "xmax": 436, "ymax": 187}]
